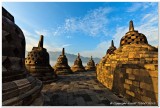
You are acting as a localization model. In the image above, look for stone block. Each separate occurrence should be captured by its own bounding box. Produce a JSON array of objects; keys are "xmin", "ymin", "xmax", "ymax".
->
[
  {"xmin": 155, "ymin": 65, "xmax": 158, "ymax": 70},
  {"xmin": 151, "ymin": 77, "xmax": 158, "ymax": 93},
  {"xmin": 76, "ymin": 97, "xmax": 86, "ymax": 106},
  {"xmin": 140, "ymin": 82, "xmax": 151, "ymax": 91},
  {"xmin": 142, "ymin": 54, "xmax": 150, "ymax": 58},
  {"xmin": 142, "ymin": 76, "xmax": 152, "ymax": 84},
  {"xmin": 105, "ymin": 64, "xmax": 111, "ymax": 66},
  {"xmin": 153, "ymin": 54, "xmax": 158, "ymax": 58},
  {"xmin": 134, "ymin": 75, "xmax": 141, "ymax": 81},
  {"xmin": 128, "ymin": 52, "xmax": 136, "ymax": 58},
  {"xmin": 146, "ymin": 90, "xmax": 157, "ymax": 101},
  {"xmin": 153, "ymin": 57, "xmax": 158, "ymax": 61},
  {"xmin": 132, "ymin": 69, "xmax": 139, "ymax": 75},
  {"xmin": 124, "ymin": 84, "xmax": 130, "ymax": 90},
  {"xmin": 139, "ymin": 69, "xmax": 149, "ymax": 77},
  {"xmin": 145, "ymin": 57, "xmax": 153, "ymax": 61},
  {"xmin": 155, "ymin": 93, "xmax": 158, "ymax": 102},
  {"xmin": 13, "ymin": 79, "xmax": 30, "ymax": 87},
  {"xmin": 125, "ymin": 79, "xmax": 132, "ymax": 85},
  {"xmin": 141, "ymin": 95, "xmax": 151, "ymax": 102},
  {"xmin": 136, "ymin": 88, "xmax": 146, "ymax": 96},
  {"xmin": 128, "ymin": 74, "xmax": 135, "ymax": 80},
  {"xmin": 132, "ymin": 81, "xmax": 139, "ymax": 87},
  {"xmin": 144, "ymin": 64, "xmax": 156, "ymax": 71},
  {"xmin": 126, "ymin": 68, "xmax": 132, "ymax": 74},
  {"xmin": 126, "ymin": 90, "xmax": 135, "ymax": 97}
]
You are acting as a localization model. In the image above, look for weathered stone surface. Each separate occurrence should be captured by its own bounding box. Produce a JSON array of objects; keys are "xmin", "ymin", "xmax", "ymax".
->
[
  {"xmin": 53, "ymin": 48, "xmax": 72, "ymax": 74},
  {"xmin": 42, "ymin": 71, "xmax": 129, "ymax": 106},
  {"xmin": 71, "ymin": 53, "xmax": 86, "ymax": 72},
  {"xmin": 126, "ymin": 90, "xmax": 135, "ymax": 97},
  {"xmin": 85, "ymin": 56, "xmax": 96, "ymax": 71},
  {"xmin": 25, "ymin": 35, "xmax": 57, "ymax": 83},
  {"xmin": 96, "ymin": 21, "xmax": 158, "ymax": 105},
  {"xmin": 106, "ymin": 40, "xmax": 117, "ymax": 55},
  {"xmin": 2, "ymin": 7, "xmax": 42, "ymax": 106}
]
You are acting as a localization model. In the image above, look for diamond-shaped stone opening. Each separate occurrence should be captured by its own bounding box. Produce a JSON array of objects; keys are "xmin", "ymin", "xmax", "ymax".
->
[
  {"xmin": 3, "ymin": 57, "xmax": 11, "ymax": 69},
  {"xmin": 5, "ymin": 33, "xmax": 12, "ymax": 43},
  {"xmin": 13, "ymin": 48, "xmax": 19, "ymax": 56}
]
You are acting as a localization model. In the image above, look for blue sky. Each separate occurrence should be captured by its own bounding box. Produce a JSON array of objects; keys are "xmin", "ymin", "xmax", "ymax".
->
[{"xmin": 2, "ymin": 2, "xmax": 158, "ymax": 58}]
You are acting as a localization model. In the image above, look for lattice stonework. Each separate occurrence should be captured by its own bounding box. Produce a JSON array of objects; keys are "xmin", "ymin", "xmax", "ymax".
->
[{"xmin": 120, "ymin": 21, "xmax": 148, "ymax": 46}]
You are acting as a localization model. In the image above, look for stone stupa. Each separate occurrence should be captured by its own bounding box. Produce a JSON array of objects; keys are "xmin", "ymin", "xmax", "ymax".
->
[
  {"xmin": 85, "ymin": 56, "xmax": 96, "ymax": 71},
  {"xmin": 96, "ymin": 20, "xmax": 158, "ymax": 105},
  {"xmin": 53, "ymin": 48, "xmax": 72, "ymax": 74},
  {"xmin": 71, "ymin": 53, "xmax": 86, "ymax": 72},
  {"xmin": 2, "ymin": 7, "xmax": 42, "ymax": 106},
  {"xmin": 107, "ymin": 40, "xmax": 117, "ymax": 55},
  {"xmin": 25, "ymin": 35, "xmax": 57, "ymax": 83}
]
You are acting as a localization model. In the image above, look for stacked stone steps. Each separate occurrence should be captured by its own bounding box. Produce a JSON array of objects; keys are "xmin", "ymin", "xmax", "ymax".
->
[{"xmin": 2, "ymin": 77, "xmax": 42, "ymax": 105}]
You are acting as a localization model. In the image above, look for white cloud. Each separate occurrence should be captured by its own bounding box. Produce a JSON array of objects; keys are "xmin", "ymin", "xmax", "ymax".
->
[
  {"xmin": 22, "ymin": 29, "xmax": 71, "ymax": 52},
  {"xmin": 80, "ymin": 41, "xmax": 111, "ymax": 58},
  {"xmin": 62, "ymin": 44, "xmax": 71, "ymax": 48},
  {"xmin": 35, "ymin": 29, "xmax": 49, "ymax": 36},
  {"xmin": 113, "ymin": 26, "xmax": 128, "ymax": 47},
  {"xmin": 22, "ymin": 4, "xmax": 158, "ymax": 59},
  {"xmin": 127, "ymin": 3, "xmax": 142, "ymax": 12},
  {"xmin": 66, "ymin": 35, "xmax": 72, "ymax": 38},
  {"xmin": 142, "ymin": 14, "xmax": 151, "ymax": 21},
  {"xmin": 22, "ymin": 29, "xmax": 38, "ymax": 51},
  {"xmin": 113, "ymin": 12, "xmax": 158, "ymax": 47},
  {"xmin": 43, "ymin": 43, "xmax": 72, "ymax": 52},
  {"xmin": 51, "ymin": 7, "xmax": 112, "ymax": 37},
  {"xmin": 80, "ymin": 5, "xmax": 158, "ymax": 58},
  {"xmin": 127, "ymin": 2, "xmax": 156, "ymax": 12}
]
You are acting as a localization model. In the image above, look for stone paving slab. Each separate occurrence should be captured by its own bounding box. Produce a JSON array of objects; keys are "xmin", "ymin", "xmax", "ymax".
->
[{"xmin": 42, "ymin": 71, "xmax": 129, "ymax": 106}]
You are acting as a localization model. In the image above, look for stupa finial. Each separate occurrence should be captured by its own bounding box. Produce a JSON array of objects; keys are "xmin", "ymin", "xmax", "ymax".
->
[
  {"xmin": 111, "ymin": 40, "xmax": 114, "ymax": 47},
  {"xmin": 129, "ymin": 20, "xmax": 134, "ymax": 31},
  {"xmin": 78, "ymin": 53, "xmax": 80, "ymax": 58},
  {"xmin": 62, "ymin": 48, "xmax": 65, "ymax": 56},
  {"xmin": 38, "ymin": 35, "xmax": 43, "ymax": 48}
]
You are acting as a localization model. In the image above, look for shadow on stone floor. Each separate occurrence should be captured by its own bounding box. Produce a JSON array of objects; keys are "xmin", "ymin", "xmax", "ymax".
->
[{"xmin": 43, "ymin": 90, "xmax": 118, "ymax": 106}]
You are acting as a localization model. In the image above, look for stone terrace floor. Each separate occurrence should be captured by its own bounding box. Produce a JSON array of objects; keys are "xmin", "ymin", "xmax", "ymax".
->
[{"xmin": 42, "ymin": 71, "xmax": 128, "ymax": 106}]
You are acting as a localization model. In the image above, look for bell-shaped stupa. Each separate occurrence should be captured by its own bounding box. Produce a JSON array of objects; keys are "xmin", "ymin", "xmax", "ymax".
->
[
  {"xmin": 53, "ymin": 48, "xmax": 72, "ymax": 74},
  {"xmin": 25, "ymin": 35, "xmax": 57, "ymax": 83},
  {"xmin": 96, "ymin": 20, "xmax": 158, "ymax": 105},
  {"xmin": 85, "ymin": 56, "xmax": 96, "ymax": 71},
  {"xmin": 71, "ymin": 53, "xmax": 86, "ymax": 72},
  {"xmin": 107, "ymin": 40, "xmax": 117, "ymax": 55},
  {"xmin": 2, "ymin": 7, "xmax": 42, "ymax": 106}
]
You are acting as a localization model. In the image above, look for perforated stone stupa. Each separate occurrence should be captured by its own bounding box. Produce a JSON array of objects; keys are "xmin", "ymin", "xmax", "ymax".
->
[
  {"xmin": 96, "ymin": 20, "xmax": 158, "ymax": 105},
  {"xmin": 85, "ymin": 56, "xmax": 96, "ymax": 71},
  {"xmin": 53, "ymin": 48, "xmax": 72, "ymax": 74},
  {"xmin": 2, "ymin": 7, "xmax": 42, "ymax": 106},
  {"xmin": 25, "ymin": 35, "xmax": 57, "ymax": 83},
  {"xmin": 71, "ymin": 53, "xmax": 86, "ymax": 72},
  {"xmin": 107, "ymin": 40, "xmax": 117, "ymax": 55}
]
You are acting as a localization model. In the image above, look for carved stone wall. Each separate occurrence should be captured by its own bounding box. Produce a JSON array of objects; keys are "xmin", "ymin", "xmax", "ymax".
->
[
  {"xmin": 2, "ymin": 7, "xmax": 42, "ymax": 106},
  {"xmin": 96, "ymin": 21, "xmax": 158, "ymax": 105}
]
